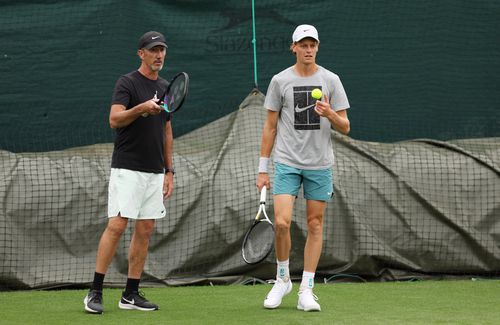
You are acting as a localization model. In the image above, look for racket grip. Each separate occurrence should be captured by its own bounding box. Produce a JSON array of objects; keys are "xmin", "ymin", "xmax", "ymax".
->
[{"xmin": 260, "ymin": 186, "xmax": 267, "ymax": 204}]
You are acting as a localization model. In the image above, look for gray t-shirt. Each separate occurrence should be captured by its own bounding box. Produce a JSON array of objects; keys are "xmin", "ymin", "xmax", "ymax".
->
[{"xmin": 264, "ymin": 65, "xmax": 349, "ymax": 169}]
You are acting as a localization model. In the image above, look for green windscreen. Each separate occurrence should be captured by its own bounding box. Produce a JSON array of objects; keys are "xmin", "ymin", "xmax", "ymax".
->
[{"xmin": 0, "ymin": 0, "xmax": 498, "ymax": 152}]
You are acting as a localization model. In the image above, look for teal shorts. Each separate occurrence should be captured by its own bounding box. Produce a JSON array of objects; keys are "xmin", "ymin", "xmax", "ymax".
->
[{"xmin": 273, "ymin": 162, "xmax": 334, "ymax": 202}]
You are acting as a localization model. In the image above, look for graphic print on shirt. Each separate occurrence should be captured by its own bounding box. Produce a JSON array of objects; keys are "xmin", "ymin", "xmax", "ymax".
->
[{"xmin": 293, "ymin": 86, "xmax": 321, "ymax": 130}]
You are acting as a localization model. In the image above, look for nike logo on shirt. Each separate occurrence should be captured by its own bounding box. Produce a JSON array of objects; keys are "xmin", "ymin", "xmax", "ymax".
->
[{"xmin": 294, "ymin": 103, "xmax": 316, "ymax": 113}]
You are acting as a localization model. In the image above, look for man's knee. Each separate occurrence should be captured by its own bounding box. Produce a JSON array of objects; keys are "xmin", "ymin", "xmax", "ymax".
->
[
  {"xmin": 307, "ymin": 216, "xmax": 323, "ymax": 236},
  {"xmin": 275, "ymin": 217, "xmax": 291, "ymax": 235},
  {"xmin": 106, "ymin": 217, "xmax": 128, "ymax": 238},
  {"xmin": 135, "ymin": 220, "xmax": 155, "ymax": 238}
]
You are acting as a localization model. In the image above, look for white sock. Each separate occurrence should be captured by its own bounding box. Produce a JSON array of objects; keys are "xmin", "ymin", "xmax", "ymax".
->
[
  {"xmin": 300, "ymin": 271, "xmax": 315, "ymax": 290},
  {"xmin": 277, "ymin": 259, "xmax": 290, "ymax": 282}
]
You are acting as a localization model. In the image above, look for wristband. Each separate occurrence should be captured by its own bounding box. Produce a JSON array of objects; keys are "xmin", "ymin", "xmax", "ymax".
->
[{"xmin": 258, "ymin": 157, "xmax": 269, "ymax": 173}]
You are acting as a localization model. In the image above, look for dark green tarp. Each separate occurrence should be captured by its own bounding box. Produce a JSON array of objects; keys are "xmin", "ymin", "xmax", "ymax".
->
[{"xmin": 1, "ymin": 0, "xmax": 499, "ymax": 152}]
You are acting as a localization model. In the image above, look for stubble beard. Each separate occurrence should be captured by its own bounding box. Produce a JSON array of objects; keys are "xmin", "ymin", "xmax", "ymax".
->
[{"xmin": 150, "ymin": 63, "xmax": 164, "ymax": 72}]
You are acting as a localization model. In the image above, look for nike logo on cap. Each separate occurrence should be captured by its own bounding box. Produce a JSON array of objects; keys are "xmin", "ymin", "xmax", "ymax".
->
[{"xmin": 152, "ymin": 36, "xmax": 160, "ymax": 39}]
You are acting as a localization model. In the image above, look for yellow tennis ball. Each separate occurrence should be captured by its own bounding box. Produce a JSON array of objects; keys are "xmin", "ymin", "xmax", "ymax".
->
[{"xmin": 311, "ymin": 88, "xmax": 322, "ymax": 100}]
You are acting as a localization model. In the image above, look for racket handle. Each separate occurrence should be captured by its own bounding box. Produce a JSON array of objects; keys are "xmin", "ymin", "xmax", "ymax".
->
[{"xmin": 260, "ymin": 186, "xmax": 267, "ymax": 204}]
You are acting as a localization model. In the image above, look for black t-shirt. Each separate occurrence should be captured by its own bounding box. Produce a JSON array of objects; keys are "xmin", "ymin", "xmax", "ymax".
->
[{"xmin": 110, "ymin": 70, "xmax": 170, "ymax": 173}]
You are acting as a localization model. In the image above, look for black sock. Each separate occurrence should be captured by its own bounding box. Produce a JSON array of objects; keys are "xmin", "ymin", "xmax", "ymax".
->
[
  {"xmin": 124, "ymin": 278, "xmax": 140, "ymax": 295},
  {"xmin": 91, "ymin": 272, "xmax": 105, "ymax": 292}
]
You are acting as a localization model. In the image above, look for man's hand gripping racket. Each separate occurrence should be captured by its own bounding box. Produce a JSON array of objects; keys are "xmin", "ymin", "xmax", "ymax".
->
[{"xmin": 241, "ymin": 186, "xmax": 275, "ymax": 265}]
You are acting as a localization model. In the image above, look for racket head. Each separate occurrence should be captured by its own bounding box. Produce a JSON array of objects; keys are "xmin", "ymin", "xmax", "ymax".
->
[
  {"xmin": 241, "ymin": 218, "xmax": 275, "ymax": 264},
  {"xmin": 161, "ymin": 72, "xmax": 189, "ymax": 113}
]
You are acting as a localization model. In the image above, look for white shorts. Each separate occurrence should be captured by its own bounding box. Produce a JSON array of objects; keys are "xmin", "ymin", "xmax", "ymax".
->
[{"xmin": 108, "ymin": 168, "xmax": 166, "ymax": 220}]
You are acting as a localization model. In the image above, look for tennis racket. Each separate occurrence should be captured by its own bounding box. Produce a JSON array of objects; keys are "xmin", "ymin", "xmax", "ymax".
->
[
  {"xmin": 160, "ymin": 72, "xmax": 189, "ymax": 113},
  {"xmin": 241, "ymin": 186, "xmax": 275, "ymax": 265}
]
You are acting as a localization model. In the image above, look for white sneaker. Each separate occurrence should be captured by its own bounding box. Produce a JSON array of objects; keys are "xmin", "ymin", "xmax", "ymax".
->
[
  {"xmin": 263, "ymin": 278, "xmax": 292, "ymax": 309},
  {"xmin": 297, "ymin": 288, "xmax": 321, "ymax": 312}
]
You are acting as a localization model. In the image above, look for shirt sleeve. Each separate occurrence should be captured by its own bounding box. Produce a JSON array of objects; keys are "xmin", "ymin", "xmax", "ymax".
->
[
  {"xmin": 263, "ymin": 76, "xmax": 282, "ymax": 112},
  {"xmin": 111, "ymin": 76, "xmax": 132, "ymax": 108},
  {"xmin": 330, "ymin": 75, "xmax": 350, "ymax": 111}
]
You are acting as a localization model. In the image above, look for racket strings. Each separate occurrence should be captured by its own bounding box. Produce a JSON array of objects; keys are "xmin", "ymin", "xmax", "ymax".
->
[
  {"xmin": 161, "ymin": 73, "xmax": 189, "ymax": 113},
  {"xmin": 242, "ymin": 221, "xmax": 274, "ymax": 264},
  {"xmin": 170, "ymin": 75, "xmax": 188, "ymax": 110}
]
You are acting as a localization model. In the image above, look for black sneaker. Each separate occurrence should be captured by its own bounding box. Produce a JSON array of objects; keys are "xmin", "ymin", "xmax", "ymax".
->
[
  {"xmin": 118, "ymin": 291, "xmax": 159, "ymax": 311},
  {"xmin": 84, "ymin": 289, "xmax": 103, "ymax": 314}
]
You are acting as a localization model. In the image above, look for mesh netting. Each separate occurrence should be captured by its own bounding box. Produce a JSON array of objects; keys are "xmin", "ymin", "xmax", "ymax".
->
[
  {"xmin": 0, "ymin": 1, "xmax": 499, "ymax": 289},
  {"xmin": 1, "ymin": 91, "xmax": 499, "ymax": 289}
]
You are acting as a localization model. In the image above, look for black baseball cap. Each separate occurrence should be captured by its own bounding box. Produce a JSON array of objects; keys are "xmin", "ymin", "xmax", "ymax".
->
[{"xmin": 138, "ymin": 31, "xmax": 168, "ymax": 49}]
